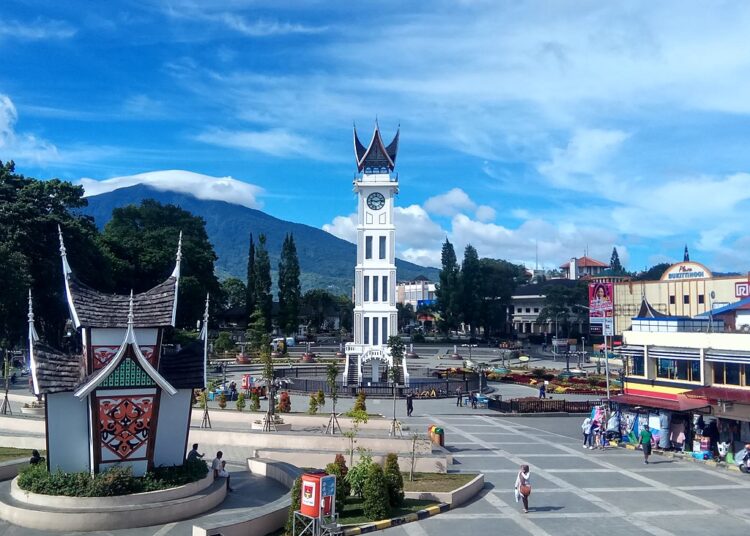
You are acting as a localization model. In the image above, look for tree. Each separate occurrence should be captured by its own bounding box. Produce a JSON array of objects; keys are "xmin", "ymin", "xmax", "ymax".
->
[
  {"xmin": 610, "ymin": 247, "xmax": 624, "ymax": 274},
  {"xmin": 285, "ymin": 476, "xmax": 303, "ymax": 535},
  {"xmin": 0, "ymin": 161, "xmax": 112, "ymax": 346},
  {"xmin": 302, "ymin": 289, "xmax": 336, "ymax": 333},
  {"xmin": 478, "ymin": 258, "xmax": 527, "ymax": 337},
  {"xmin": 459, "ymin": 245, "xmax": 482, "ymax": 337},
  {"xmin": 277, "ymin": 234, "xmax": 301, "ymax": 336},
  {"xmin": 220, "ymin": 277, "xmax": 246, "ymax": 311},
  {"xmin": 101, "ymin": 199, "xmax": 220, "ymax": 328},
  {"xmin": 213, "ymin": 332, "xmax": 236, "ymax": 355},
  {"xmin": 435, "ymin": 239, "xmax": 460, "ymax": 334},
  {"xmin": 246, "ymin": 234, "xmax": 256, "ymax": 322},
  {"xmin": 536, "ymin": 282, "xmax": 589, "ymax": 338},
  {"xmin": 396, "ymin": 303, "xmax": 415, "ymax": 331},
  {"xmin": 635, "ymin": 262, "xmax": 671, "ymax": 281},
  {"xmin": 362, "ymin": 464, "xmax": 391, "ymax": 520},
  {"xmin": 253, "ymin": 234, "xmax": 273, "ymax": 333},
  {"xmin": 384, "ymin": 453, "xmax": 404, "ymax": 507}
]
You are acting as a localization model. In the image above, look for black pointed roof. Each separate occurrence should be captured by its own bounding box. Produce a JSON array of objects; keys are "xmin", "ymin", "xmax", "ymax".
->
[
  {"xmin": 353, "ymin": 124, "xmax": 399, "ymax": 173},
  {"xmin": 635, "ymin": 297, "xmax": 670, "ymax": 319},
  {"xmin": 33, "ymin": 343, "xmax": 85, "ymax": 394}
]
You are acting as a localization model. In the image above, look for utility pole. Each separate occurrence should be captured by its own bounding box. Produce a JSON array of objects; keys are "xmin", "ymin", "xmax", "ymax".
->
[{"xmin": 1, "ymin": 351, "xmax": 12, "ymax": 416}]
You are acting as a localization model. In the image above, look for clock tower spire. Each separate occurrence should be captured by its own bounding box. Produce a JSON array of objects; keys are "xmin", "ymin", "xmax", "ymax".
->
[{"xmin": 344, "ymin": 123, "xmax": 405, "ymax": 387}]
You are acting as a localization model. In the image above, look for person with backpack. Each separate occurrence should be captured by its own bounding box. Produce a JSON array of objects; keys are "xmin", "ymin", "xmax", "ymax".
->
[
  {"xmin": 514, "ymin": 465, "xmax": 532, "ymax": 513},
  {"xmin": 582, "ymin": 416, "xmax": 594, "ymax": 449}
]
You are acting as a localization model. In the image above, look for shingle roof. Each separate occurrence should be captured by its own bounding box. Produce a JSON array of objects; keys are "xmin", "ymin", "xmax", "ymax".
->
[
  {"xmin": 33, "ymin": 343, "xmax": 84, "ymax": 394},
  {"xmin": 354, "ymin": 125, "xmax": 399, "ymax": 172},
  {"xmin": 559, "ymin": 256, "xmax": 609, "ymax": 269},
  {"xmin": 68, "ymin": 275, "xmax": 177, "ymax": 328},
  {"xmin": 159, "ymin": 341, "xmax": 205, "ymax": 389}
]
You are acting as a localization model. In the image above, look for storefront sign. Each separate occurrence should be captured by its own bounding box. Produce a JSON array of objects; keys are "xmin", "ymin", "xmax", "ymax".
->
[
  {"xmin": 660, "ymin": 262, "xmax": 712, "ymax": 281},
  {"xmin": 736, "ymin": 282, "xmax": 750, "ymax": 298}
]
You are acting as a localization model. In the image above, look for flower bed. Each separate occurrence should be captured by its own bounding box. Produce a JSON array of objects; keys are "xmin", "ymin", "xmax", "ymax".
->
[{"xmin": 489, "ymin": 370, "xmax": 620, "ymax": 396}]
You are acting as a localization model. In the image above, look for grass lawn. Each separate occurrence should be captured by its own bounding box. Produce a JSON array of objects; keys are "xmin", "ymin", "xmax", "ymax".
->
[
  {"xmin": 0, "ymin": 447, "xmax": 44, "ymax": 463},
  {"xmin": 339, "ymin": 497, "xmax": 437, "ymax": 525},
  {"xmin": 402, "ymin": 472, "xmax": 478, "ymax": 492}
]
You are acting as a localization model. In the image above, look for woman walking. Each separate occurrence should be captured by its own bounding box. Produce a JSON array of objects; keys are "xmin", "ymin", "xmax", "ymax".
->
[{"xmin": 514, "ymin": 464, "xmax": 532, "ymax": 513}]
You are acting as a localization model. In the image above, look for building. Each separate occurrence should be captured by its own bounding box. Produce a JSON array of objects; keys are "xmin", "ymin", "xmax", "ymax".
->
[
  {"xmin": 615, "ymin": 297, "xmax": 750, "ymax": 456},
  {"xmin": 611, "ymin": 261, "xmax": 749, "ymax": 335},
  {"xmin": 396, "ymin": 276, "xmax": 436, "ymax": 309},
  {"xmin": 344, "ymin": 124, "xmax": 407, "ymax": 386},
  {"xmin": 560, "ymin": 256, "xmax": 609, "ymax": 280},
  {"xmin": 511, "ymin": 279, "xmax": 585, "ymax": 339},
  {"xmin": 28, "ymin": 229, "xmax": 204, "ymax": 476}
]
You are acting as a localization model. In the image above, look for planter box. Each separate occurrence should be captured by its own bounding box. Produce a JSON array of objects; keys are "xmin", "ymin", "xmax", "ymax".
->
[
  {"xmin": 251, "ymin": 421, "xmax": 293, "ymax": 431},
  {"xmin": 20, "ymin": 406, "xmax": 45, "ymax": 417}
]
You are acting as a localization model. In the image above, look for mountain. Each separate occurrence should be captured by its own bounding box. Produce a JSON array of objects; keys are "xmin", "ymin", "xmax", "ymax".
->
[{"xmin": 81, "ymin": 184, "xmax": 439, "ymax": 294}]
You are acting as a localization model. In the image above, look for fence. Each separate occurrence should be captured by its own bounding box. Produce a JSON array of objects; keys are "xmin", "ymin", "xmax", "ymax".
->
[
  {"xmin": 488, "ymin": 397, "xmax": 610, "ymax": 414},
  {"xmin": 277, "ymin": 375, "xmax": 480, "ymax": 398}
]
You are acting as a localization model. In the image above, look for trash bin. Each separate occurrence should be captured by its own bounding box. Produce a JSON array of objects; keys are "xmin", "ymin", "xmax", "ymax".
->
[{"xmin": 428, "ymin": 425, "xmax": 444, "ymax": 447}]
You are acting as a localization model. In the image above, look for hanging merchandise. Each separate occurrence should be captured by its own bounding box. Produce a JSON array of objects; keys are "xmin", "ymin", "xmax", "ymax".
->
[{"xmin": 658, "ymin": 411, "xmax": 672, "ymax": 449}]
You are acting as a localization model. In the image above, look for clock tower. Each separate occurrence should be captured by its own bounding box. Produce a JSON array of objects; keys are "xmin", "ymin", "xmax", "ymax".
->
[{"xmin": 344, "ymin": 123, "xmax": 406, "ymax": 386}]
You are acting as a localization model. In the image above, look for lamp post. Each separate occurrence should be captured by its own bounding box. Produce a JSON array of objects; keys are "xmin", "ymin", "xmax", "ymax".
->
[
  {"xmin": 575, "ymin": 304, "xmax": 610, "ymax": 401},
  {"xmin": 554, "ymin": 312, "xmax": 565, "ymax": 361}
]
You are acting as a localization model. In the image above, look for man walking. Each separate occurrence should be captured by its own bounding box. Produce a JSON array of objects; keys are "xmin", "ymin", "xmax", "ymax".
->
[
  {"xmin": 456, "ymin": 386, "xmax": 463, "ymax": 407},
  {"xmin": 406, "ymin": 392, "xmax": 414, "ymax": 417},
  {"xmin": 638, "ymin": 424, "xmax": 653, "ymax": 464}
]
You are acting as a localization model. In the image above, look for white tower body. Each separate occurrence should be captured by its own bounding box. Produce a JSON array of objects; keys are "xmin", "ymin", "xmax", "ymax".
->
[{"xmin": 344, "ymin": 125, "xmax": 406, "ymax": 386}]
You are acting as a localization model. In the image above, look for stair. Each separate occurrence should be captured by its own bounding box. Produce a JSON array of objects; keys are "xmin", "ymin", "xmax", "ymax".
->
[{"xmin": 346, "ymin": 354, "xmax": 359, "ymax": 386}]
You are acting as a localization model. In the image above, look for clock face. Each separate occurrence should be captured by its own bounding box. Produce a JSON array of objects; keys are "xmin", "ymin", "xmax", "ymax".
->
[{"xmin": 367, "ymin": 192, "xmax": 386, "ymax": 211}]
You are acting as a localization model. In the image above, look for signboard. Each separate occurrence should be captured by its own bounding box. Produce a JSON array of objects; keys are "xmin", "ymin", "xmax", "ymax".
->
[
  {"xmin": 589, "ymin": 282, "xmax": 614, "ymax": 336},
  {"xmin": 302, "ymin": 480, "xmax": 316, "ymax": 508},
  {"xmin": 736, "ymin": 282, "xmax": 750, "ymax": 298},
  {"xmin": 417, "ymin": 299, "xmax": 436, "ymax": 309},
  {"xmin": 660, "ymin": 262, "xmax": 712, "ymax": 281},
  {"xmin": 321, "ymin": 475, "xmax": 336, "ymax": 498}
]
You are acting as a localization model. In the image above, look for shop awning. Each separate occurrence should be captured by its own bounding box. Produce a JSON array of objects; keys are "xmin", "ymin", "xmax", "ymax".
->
[
  {"xmin": 612, "ymin": 393, "xmax": 710, "ymax": 412},
  {"xmin": 684, "ymin": 386, "xmax": 750, "ymax": 404}
]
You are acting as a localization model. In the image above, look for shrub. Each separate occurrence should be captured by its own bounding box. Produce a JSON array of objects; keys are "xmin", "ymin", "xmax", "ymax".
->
[
  {"xmin": 333, "ymin": 453, "xmax": 350, "ymax": 497},
  {"xmin": 316, "ymin": 389, "xmax": 326, "ymax": 408},
  {"xmin": 250, "ymin": 391, "xmax": 261, "ymax": 411},
  {"xmin": 218, "ymin": 393, "xmax": 227, "ymax": 410},
  {"xmin": 16, "ymin": 460, "xmax": 208, "ymax": 497},
  {"xmin": 308, "ymin": 395, "xmax": 319, "ymax": 415},
  {"xmin": 362, "ymin": 463, "xmax": 390, "ymax": 521},
  {"xmin": 345, "ymin": 450, "xmax": 373, "ymax": 498},
  {"xmin": 411, "ymin": 333, "xmax": 425, "ymax": 343},
  {"xmin": 353, "ymin": 391, "xmax": 367, "ymax": 412},
  {"xmin": 325, "ymin": 462, "xmax": 347, "ymax": 513},
  {"xmin": 285, "ymin": 476, "xmax": 303, "ymax": 535},
  {"xmin": 236, "ymin": 392, "xmax": 246, "ymax": 412},
  {"xmin": 531, "ymin": 367, "xmax": 546, "ymax": 379},
  {"xmin": 383, "ymin": 453, "xmax": 404, "ymax": 506},
  {"xmin": 277, "ymin": 391, "xmax": 292, "ymax": 413},
  {"xmin": 198, "ymin": 390, "xmax": 208, "ymax": 410}
]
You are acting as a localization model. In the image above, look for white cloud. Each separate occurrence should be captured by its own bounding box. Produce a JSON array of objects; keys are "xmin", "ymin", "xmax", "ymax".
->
[
  {"xmin": 194, "ymin": 127, "xmax": 323, "ymax": 159},
  {"xmin": 400, "ymin": 248, "xmax": 442, "ymax": 268},
  {"xmin": 78, "ymin": 170, "xmax": 264, "ymax": 209},
  {"xmin": 322, "ymin": 213, "xmax": 356, "ymax": 243},
  {"xmin": 0, "ymin": 94, "xmax": 60, "ymax": 163},
  {"xmin": 537, "ymin": 128, "xmax": 629, "ymax": 190},
  {"xmin": 0, "ymin": 18, "xmax": 76, "ymax": 40},
  {"xmin": 394, "ymin": 205, "xmax": 444, "ymax": 249},
  {"xmin": 475, "ymin": 205, "xmax": 496, "ymax": 222},
  {"xmin": 424, "ymin": 188, "xmax": 477, "ymax": 217},
  {"xmin": 218, "ymin": 14, "xmax": 327, "ymax": 37}
]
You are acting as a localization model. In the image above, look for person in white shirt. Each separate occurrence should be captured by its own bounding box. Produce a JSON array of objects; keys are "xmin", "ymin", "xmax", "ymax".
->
[{"xmin": 211, "ymin": 451, "xmax": 233, "ymax": 492}]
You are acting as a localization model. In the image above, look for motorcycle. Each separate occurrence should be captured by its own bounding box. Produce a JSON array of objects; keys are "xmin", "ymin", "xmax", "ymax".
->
[{"xmin": 735, "ymin": 446, "xmax": 750, "ymax": 473}]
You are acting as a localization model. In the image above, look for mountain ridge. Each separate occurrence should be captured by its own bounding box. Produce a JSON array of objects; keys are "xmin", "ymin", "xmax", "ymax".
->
[{"xmin": 81, "ymin": 184, "xmax": 439, "ymax": 294}]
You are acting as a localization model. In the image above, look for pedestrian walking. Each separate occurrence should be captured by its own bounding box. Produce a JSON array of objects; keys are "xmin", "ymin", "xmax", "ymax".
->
[
  {"xmin": 456, "ymin": 386, "xmax": 463, "ymax": 407},
  {"xmin": 514, "ymin": 464, "xmax": 532, "ymax": 513},
  {"xmin": 470, "ymin": 391, "xmax": 477, "ymax": 409},
  {"xmin": 406, "ymin": 392, "xmax": 414, "ymax": 417},
  {"xmin": 538, "ymin": 383, "xmax": 546, "ymax": 399},
  {"xmin": 582, "ymin": 416, "xmax": 593, "ymax": 449},
  {"xmin": 638, "ymin": 424, "xmax": 653, "ymax": 464}
]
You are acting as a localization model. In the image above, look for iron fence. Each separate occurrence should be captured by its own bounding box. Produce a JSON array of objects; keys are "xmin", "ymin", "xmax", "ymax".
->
[{"xmin": 488, "ymin": 397, "xmax": 610, "ymax": 414}]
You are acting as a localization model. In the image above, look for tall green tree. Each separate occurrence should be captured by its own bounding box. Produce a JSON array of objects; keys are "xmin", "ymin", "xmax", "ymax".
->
[
  {"xmin": 302, "ymin": 289, "xmax": 336, "ymax": 333},
  {"xmin": 435, "ymin": 239, "xmax": 460, "ymax": 334},
  {"xmin": 253, "ymin": 234, "xmax": 272, "ymax": 332},
  {"xmin": 0, "ymin": 161, "xmax": 112, "ymax": 345},
  {"xmin": 478, "ymin": 258, "xmax": 527, "ymax": 337},
  {"xmin": 459, "ymin": 245, "xmax": 482, "ymax": 337},
  {"xmin": 101, "ymin": 199, "xmax": 220, "ymax": 328},
  {"xmin": 220, "ymin": 277, "xmax": 247, "ymax": 311},
  {"xmin": 396, "ymin": 302, "xmax": 416, "ymax": 331},
  {"xmin": 246, "ymin": 234, "xmax": 255, "ymax": 322},
  {"xmin": 634, "ymin": 262, "xmax": 671, "ymax": 281},
  {"xmin": 535, "ymin": 282, "xmax": 589, "ymax": 338},
  {"xmin": 610, "ymin": 247, "xmax": 624, "ymax": 274},
  {"xmin": 277, "ymin": 233, "xmax": 301, "ymax": 336}
]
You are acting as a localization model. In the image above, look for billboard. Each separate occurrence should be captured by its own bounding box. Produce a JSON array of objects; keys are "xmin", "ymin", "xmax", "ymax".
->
[{"xmin": 589, "ymin": 282, "xmax": 614, "ymax": 336}]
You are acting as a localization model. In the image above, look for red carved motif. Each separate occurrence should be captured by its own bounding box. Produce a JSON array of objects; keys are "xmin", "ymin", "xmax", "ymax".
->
[
  {"xmin": 98, "ymin": 395, "xmax": 154, "ymax": 459},
  {"xmin": 92, "ymin": 346, "xmax": 157, "ymax": 370}
]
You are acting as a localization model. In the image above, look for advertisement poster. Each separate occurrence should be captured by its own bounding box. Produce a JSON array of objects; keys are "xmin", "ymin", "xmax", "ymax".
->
[
  {"xmin": 589, "ymin": 282, "xmax": 614, "ymax": 336},
  {"xmin": 302, "ymin": 481, "xmax": 316, "ymax": 507}
]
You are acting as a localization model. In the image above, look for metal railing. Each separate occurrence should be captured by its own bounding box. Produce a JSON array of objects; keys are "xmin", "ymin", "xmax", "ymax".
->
[{"xmin": 488, "ymin": 397, "xmax": 610, "ymax": 414}]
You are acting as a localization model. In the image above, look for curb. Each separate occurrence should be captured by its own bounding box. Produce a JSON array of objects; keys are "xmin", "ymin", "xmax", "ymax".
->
[
  {"xmin": 340, "ymin": 503, "xmax": 450, "ymax": 535},
  {"xmin": 618, "ymin": 443, "xmax": 741, "ymax": 472}
]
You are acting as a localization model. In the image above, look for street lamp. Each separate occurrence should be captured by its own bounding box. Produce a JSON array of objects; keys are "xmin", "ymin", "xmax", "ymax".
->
[
  {"xmin": 554, "ymin": 312, "xmax": 566, "ymax": 361},
  {"xmin": 574, "ymin": 304, "xmax": 610, "ymax": 401}
]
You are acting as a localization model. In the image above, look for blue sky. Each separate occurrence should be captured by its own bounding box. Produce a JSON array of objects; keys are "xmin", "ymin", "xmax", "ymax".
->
[{"xmin": 3, "ymin": 1, "xmax": 750, "ymax": 271}]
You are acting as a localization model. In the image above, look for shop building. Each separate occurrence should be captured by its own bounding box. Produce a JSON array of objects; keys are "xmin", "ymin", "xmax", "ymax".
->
[
  {"xmin": 560, "ymin": 256, "xmax": 609, "ymax": 280},
  {"xmin": 512, "ymin": 279, "xmax": 585, "ymax": 339},
  {"xmin": 612, "ymin": 261, "xmax": 750, "ymax": 335},
  {"xmin": 615, "ymin": 298, "xmax": 750, "ymax": 458},
  {"xmin": 396, "ymin": 276, "xmax": 436, "ymax": 309}
]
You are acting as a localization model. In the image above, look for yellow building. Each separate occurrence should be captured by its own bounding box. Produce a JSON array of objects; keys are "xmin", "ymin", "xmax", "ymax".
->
[{"xmin": 613, "ymin": 261, "xmax": 749, "ymax": 335}]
